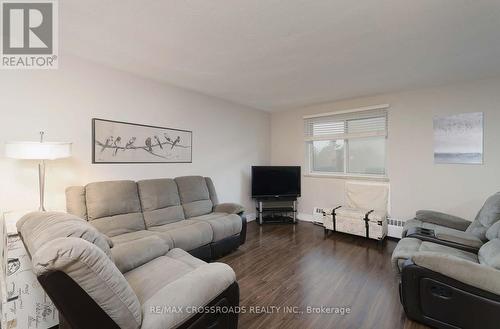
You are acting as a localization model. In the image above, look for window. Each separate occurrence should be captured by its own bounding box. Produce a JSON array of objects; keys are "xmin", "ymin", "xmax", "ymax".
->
[{"xmin": 304, "ymin": 105, "xmax": 388, "ymax": 177}]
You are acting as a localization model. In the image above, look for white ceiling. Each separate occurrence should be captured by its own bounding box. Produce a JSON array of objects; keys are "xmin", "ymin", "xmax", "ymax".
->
[{"xmin": 61, "ymin": 0, "xmax": 500, "ymax": 111}]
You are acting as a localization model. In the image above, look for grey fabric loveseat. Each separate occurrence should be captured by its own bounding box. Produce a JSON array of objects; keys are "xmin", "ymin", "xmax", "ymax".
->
[
  {"xmin": 66, "ymin": 176, "xmax": 247, "ymax": 260},
  {"xmin": 17, "ymin": 211, "xmax": 240, "ymax": 329}
]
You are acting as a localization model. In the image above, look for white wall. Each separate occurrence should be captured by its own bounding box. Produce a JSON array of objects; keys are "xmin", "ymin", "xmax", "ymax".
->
[
  {"xmin": 271, "ymin": 77, "xmax": 500, "ymax": 221},
  {"xmin": 0, "ymin": 56, "xmax": 270, "ymax": 214}
]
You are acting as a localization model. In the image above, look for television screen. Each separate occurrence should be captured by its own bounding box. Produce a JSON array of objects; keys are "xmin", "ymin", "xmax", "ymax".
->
[{"xmin": 251, "ymin": 166, "xmax": 301, "ymax": 198}]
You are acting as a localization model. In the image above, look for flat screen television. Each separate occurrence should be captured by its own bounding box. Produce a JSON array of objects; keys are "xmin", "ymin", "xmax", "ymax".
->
[{"xmin": 251, "ymin": 166, "xmax": 301, "ymax": 198}]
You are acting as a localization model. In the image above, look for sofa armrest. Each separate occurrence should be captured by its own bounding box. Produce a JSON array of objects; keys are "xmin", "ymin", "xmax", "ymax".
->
[
  {"xmin": 404, "ymin": 226, "xmax": 483, "ymax": 253},
  {"xmin": 433, "ymin": 229, "xmax": 483, "ymax": 249},
  {"xmin": 415, "ymin": 210, "xmax": 470, "ymax": 231},
  {"xmin": 214, "ymin": 203, "xmax": 245, "ymax": 215},
  {"xmin": 112, "ymin": 236, "xmax": 170, "ymax": 273},
  {"xmin": 411, "ymin": 252, "xmax": 500, "ymax": 295},
  {"xmin": 239, "ymin": 213, "xmax": 247, "ymax": 245}
]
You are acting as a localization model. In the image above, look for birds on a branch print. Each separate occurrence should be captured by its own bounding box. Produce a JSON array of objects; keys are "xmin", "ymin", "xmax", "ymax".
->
[
  {"xmin": 125, "ymin": 137, "xmax": 136, "ymax": 149},
  {"xmin": 101, "ymin": 136, "xmax": 114, "ymax": 153},
  {"xmin": 95, "ymin": 128, "xmax": 189, "ymax": 162},
  {"xmin": 171, "ymin": 136, "xmax": 181, "ymax": 149},
  {"xmin": 145, "ymin": 137, "xmax": 153, "ymax": 152},
  {"xmin": 113, "ymin": 137, "xmax": 122, "ymax": 156},
  {"xmin": 154, "ymin": 135, "xmax": 163, "ymax": 149}
]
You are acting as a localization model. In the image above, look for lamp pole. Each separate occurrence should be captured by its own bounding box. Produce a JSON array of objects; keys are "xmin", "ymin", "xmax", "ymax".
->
[{"xmin": 38, "ymin": 131, "xmax": 46, "ymax": 211}]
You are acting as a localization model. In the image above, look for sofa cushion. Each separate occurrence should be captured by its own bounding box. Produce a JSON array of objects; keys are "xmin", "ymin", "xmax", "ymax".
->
[
  {"xmin": 175, "ymin": 176, "xmax": 213, "ymax": 218},
  {"xmin": 125, "ymin": 249, "xmax": 206, "ymax": 303},
  {"xmin": 182, "ymin": 200, "xmax": 214, "ymax": 218},
  {"xmin": 148, "ymin": 220, "xmax": 213, "ymax": 251},
  {"xmin": 478, "ymin": 239, "xmax": 500, "ymax": 270},
  {"xmin": 391, "ymin": 237, "xmax": 478, "ymax": 274},
  {"xmin": 412, "ymin": 252, "xmax": 500, "ymax": 296},
  {"xmin": 137, "ymin": 179, "xmax": 185, "ymax": 228},
  {"xmin": 486, "ymin": 221, "xmax": 500, "ymax": 241},
  {"xmin": 110, "ymin": 230, "xmax": 174, "ymax": 249},
  {"xmin": 112, "ymin": 236, "xmax": 170, "ymax": 274},
  {"xmin": 17, "ymin": 211, "xmax": 112, "ymax": 258},
  {"xmin": 85, "ymin": 180, "xmax": 145, "ymax": 237},
  {"xmin": 125, "ymin": 248, "xmax": 235, "ymax": 329},
  {"xmin": 466, "ymin": 192, "xmax": 500, "ymax": 241},
  {"xmin": 418, "ymin": 241, "xmax": 478, "ymax": 262},
  {"xmin": 33, "ymin": 237, "xmax": 142, "ymax": 329},
  {"xmin": 191, "ymin": 213, "xmax": 243, "ymax": 241}
]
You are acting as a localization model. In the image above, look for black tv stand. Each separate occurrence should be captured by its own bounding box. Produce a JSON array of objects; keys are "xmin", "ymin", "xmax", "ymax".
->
[{"xmin": 255, "ymin": 197, "xmax": 297, "ymax": 225}]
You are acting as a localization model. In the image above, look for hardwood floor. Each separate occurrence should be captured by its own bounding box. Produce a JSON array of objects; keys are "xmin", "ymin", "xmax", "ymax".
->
[{"xmin": 220, "ymin": 221, "xmax": 431, "ymax": 329}]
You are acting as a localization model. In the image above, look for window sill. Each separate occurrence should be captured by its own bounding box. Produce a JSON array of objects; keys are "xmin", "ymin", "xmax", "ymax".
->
[{"xmin": 304, "ymin": 173, "xmax": 389, "ymax": 182}]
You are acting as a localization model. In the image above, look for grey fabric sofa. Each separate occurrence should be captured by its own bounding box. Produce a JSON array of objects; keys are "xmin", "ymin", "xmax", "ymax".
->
[
  {"xmin": 66, "ymin": 176, "xmax": 247, "ymax": 260},
  {"xmin": 17, "ymin": 211, "xmax": 240, "ymax": 329},
  {"xmin": 402, "ymin": 192, "xmax": 500, "ymax": 252}
]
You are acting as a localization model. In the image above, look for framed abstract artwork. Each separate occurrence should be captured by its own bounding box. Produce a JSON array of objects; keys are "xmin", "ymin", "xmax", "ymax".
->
[
  {"xmin": 92, "ymin": 118, "xmax": 192, "ymax": 163},
  {"xmin": 433, "ymin": 112, "xmax": 483, "ymax": 164}
]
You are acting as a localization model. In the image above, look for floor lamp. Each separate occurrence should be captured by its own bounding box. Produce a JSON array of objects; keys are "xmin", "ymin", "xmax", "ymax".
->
[{"xmin": 5, "ymin": 132, "xmax": 72, "ymax": 211}]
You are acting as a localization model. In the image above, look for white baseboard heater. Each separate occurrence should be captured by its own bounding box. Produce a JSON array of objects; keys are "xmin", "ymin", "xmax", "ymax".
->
[{"xmin": 388, "ymin": 218, "xmax": 405, "ymax": 239}]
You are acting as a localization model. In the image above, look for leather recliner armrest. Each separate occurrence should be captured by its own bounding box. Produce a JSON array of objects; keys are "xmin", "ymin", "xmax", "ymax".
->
[
  {"xmin": 214, "ymin": 203, "xmax": 245, "ymax": 215},
  {"xmin": 415, "ymin": 210, "xmax": 471, "ymax": 231}
]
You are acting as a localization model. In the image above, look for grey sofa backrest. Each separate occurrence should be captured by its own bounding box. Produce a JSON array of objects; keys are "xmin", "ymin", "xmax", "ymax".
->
[
  {"xmin": 478, "ymin": 239, "xmax": 500, "ymax": 270},
  {"xmin": 137, "ymin": 178, "xmax": 185, "ymax": 228},
  {"xmin": 18, "ymin": 212, "xmax": 142, "ymax": 329},
  {"xmin": 66, "ymin": 185, "xmax": 88, "ymax": 220},
  {"xmin": 204, "ymin": 177, "xmax": 219, "ymax": 206},
  {"xmin": 467, "ymin": 192, "xmax": 500, "ymax": 241},
  {"xmin": 66, "ymin": 176, "xmax": 221, "ymax": 234},
  {"xmin": 34, "ymin": 238, "xmax": 142, "ymax": 329},
  {"xmin": 66, "ymin": 180, "xmax": 146, "ymax": 237},
  {"xmin": 17, "ymin": 211, "xmax": 113, "ymax": 258},
  {"xmin": 175, "ymin": 176, "xmax": 217, "ymax": 218}
]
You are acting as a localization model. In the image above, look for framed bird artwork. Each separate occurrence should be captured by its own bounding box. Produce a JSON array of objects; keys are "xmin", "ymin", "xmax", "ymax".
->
[{"xmin": 92, "ymin": 118, "xmax": 192, "ymax": 163}]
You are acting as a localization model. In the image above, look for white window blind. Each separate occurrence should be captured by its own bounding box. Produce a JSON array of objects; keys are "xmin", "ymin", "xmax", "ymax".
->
[
  {"xmin": 304, "ymin": 109, "xmax": 388, "ymax": 142},
  {"xmin": 304, "ymin": 105, "xmax": 389, "ymax": 177}
]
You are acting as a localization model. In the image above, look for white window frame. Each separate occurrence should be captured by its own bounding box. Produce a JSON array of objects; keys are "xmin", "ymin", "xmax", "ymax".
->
[{"xmin": 303, "ymin": 104, "xmax": 389, "ymax": 181}]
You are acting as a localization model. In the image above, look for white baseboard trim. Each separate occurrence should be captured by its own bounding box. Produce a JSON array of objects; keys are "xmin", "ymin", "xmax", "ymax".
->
[
  {"xmin": 246, "ymin": 213, "xmax": 256, "ymax": 222},
  {"xmin": 297, "ymin": 213, "xmax": 314, "ymax": 222}
]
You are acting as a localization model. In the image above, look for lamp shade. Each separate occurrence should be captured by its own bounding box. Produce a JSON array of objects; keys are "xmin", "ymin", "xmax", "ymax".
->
[{"xmin": 5, "ymin": 141, "xmax": 72, "ymax": 160}]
